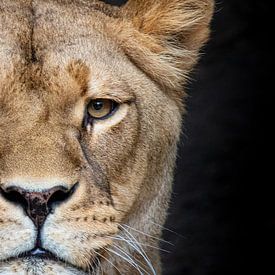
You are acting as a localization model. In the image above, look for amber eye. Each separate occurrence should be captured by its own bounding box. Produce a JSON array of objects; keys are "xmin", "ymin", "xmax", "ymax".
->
[{"xmin": 87, "ymin": 99, "xmax": 118, "ymax": 120}]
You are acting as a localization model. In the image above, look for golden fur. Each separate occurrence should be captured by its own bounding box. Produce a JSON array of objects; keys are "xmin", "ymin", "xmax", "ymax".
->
[{"xmin": 0, "ymin": 0, "xmax": 214, "ymax": 274}]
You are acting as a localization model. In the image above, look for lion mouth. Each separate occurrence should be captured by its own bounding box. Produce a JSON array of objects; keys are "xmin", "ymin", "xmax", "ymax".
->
[
  {"xmin": 10, "ymin": 247, "xmax": 98, "ymax": 273},
  {"xmin": 17, "ymin": 247, "xmax": 60, "ymax": 262}
]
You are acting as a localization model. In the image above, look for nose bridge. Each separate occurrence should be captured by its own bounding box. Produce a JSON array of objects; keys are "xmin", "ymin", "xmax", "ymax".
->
[
  {"xmin": 21, "ymin": 127, "xmax": 64, "ymax": 164},
  {"xmin": 1, "ymin": 125, "xmax": 78, "ymax": 180},
  {"xmin": 24, "ymin": 124, "xmax": 64, "ymax": 150}
]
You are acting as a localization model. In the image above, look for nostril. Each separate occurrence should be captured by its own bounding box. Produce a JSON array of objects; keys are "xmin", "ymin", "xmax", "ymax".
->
[
  {"xmin": 47, "ymin": 182, "xmax": 78, "ymax": 209},
  {"xmin": 0, "ymin": 187, "xmax": 28, "ymax": 208},
  {"xmin": 0, "ymin": 183, "xmax": 78, "ymax": 228}
]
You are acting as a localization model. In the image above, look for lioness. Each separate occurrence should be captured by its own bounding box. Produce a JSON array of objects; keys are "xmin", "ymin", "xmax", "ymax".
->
[{"xmin": 0, "ymin": 0, "xmax": 213, "ymax": 274}]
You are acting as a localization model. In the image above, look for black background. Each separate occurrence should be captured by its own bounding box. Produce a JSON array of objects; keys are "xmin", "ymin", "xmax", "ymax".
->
[{"xmin": 104, "ymin": 1, "xmax": 273, "ymax": 274}]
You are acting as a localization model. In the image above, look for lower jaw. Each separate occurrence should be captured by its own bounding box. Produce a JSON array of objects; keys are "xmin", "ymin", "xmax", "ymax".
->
[{"xmin": 0, "ymin": 257, "xmax": 88, "ymax": 275}]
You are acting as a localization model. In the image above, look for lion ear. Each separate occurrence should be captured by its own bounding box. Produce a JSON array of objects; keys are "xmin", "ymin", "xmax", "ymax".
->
[{"xmin": 113, "ymin": 0, "xmax": 214, "ymax": 92}]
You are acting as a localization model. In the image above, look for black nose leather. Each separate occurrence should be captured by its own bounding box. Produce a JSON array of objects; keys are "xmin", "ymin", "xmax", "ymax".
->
[{"xmin": 0, "ymin": 185, "xmax": 77, "ymax": 228}]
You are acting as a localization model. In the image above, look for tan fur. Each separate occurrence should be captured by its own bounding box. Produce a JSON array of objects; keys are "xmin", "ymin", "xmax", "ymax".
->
[{"xmin": 0, "ymin": 0, "xmax": 214, "ymax": 274}]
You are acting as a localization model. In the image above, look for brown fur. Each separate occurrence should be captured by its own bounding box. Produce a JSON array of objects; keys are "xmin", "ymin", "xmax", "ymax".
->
[{"xmin": 0, "ymin": 0, "xmax": 214, "ymax": 274}]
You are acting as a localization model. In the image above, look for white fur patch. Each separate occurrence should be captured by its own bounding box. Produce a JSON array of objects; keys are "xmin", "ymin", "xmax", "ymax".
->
[{"xmin": 0, "ymin": 258, "xmax": 86, "ymax": 275}]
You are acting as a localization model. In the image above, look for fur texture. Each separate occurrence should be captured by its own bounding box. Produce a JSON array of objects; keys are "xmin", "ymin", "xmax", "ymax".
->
[{"xmin": 0, "ymin": 0, "xmax": 214, "ymax": 274}]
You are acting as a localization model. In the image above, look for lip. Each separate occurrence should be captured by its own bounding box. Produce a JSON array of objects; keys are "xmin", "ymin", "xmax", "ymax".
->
[
  {"xmin": 5, "ymin": 247, "xmax": 99, "ymax": 273},
  {"xmin": 17, "ymin": 247, "xmax": 60, "ymax": 262}
]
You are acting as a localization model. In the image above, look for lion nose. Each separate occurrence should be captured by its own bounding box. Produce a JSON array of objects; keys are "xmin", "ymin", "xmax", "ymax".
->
[{"xmin": 0, "ymin": 184, "xmax": 77, "ymax": 228}]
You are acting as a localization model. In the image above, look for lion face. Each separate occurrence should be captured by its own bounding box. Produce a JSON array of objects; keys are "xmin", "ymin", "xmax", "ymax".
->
[{"xmin": 0, "ymin": 0, "xmax": 213, "ymax": 274}]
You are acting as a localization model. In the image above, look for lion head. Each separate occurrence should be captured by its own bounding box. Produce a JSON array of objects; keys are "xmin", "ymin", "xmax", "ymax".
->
[{"xmin": 0, "ymin": 0, "xmax": 213, "ymax": 274}]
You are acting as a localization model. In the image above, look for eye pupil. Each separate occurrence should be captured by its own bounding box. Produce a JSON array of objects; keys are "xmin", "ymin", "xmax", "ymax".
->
[{"xmin": 93, "ymin": 101, "xmax": 104, "ymax": 111}]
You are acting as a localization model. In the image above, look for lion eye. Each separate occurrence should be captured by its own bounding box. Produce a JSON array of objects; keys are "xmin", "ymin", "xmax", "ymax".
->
[{"xmin": 87, "ymin": 99, "xmax": 118, "ymax": 120}]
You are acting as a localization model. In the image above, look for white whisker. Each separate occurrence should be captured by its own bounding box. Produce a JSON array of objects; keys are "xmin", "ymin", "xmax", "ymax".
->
[
  {"xmin": 121, "ymin": 223, "xmax": 174, "ymax": 246},
  {"xmin": 111, "ymin": 243, "xmax": 151, "ymax": 274},
  {"xmin": 94, "ymin": 250, "xmax": 122, "ymax": 275},
  {"xmin": 119, "ymin": 224, "xmax": 156, "ymax": 275},
  {"xmin": 97, "ymin": 256, "xmax": 103, "ymax": 275},
  {"xmin": 146, "ymin": 219, "xmax": 185, "ymax": 238},
  {"xmin": 109, "ymin": 235, "xmax": 171, "ymax": 253},
  {"xmin": 106, "ymin": 247, "xmax": 145, "ymax": 275}
]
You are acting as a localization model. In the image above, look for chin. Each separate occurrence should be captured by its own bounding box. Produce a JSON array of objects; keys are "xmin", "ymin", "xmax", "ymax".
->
[{"xmin": 0, "ymin": 258, "xmax": 87, "ymax": 275}]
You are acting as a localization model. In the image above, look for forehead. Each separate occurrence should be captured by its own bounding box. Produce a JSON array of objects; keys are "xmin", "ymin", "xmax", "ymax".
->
[{"xmin": 0, "ymin": 0, "xmax": 128, "ymax": 100}]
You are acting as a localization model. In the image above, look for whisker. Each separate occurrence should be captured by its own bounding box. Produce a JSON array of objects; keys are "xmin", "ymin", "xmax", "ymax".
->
[
  {"xmin": 97, "ymin": 256, "xmax": 103, "ymax": 275},
  {"xmin": 81, "ymin": 250, "xmax": 95, "ymax": 274},
  {"xmin": 112, "ymin": 243, "xmax": 153, "ymax": 274},
  {"xmin": 121, "ymin": 223, "xmax": 174, "ymax": 246},
  {"xmin": 146, "ymin": 219, "xmax": 185, "ymax": 238},
  {"xmin": 94, "ymin": 250, "xmax": 122, "ymax": 275},
  {"xmin": 90, "ymin": 254, "xmax": 98, "ymax": 275},
  {"xmin": 109, "ymin": 235, "xmax": 171, "ymax": 253},
  {"xmin": 106, "ymin": 247, "xmax": 145, "ymax": 275},
  {"xmin": 119, "ymin": 224, "xmax": 156, "ymax": 275}
]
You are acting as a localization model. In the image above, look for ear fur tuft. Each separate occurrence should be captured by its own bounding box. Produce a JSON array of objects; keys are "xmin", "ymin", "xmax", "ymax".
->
[{"xmin": 110, "ymin": 0, "xmax": 214, "ymax": 94}]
